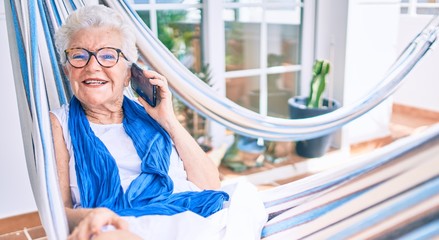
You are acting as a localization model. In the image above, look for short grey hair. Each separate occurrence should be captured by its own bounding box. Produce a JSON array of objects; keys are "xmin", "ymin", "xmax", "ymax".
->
[{"xmin": 55, "ymin": 5, "xmax": 138, "ymax": 65}]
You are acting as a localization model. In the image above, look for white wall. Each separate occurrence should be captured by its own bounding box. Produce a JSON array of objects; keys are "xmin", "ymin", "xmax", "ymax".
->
[
  {"xmin": 315, "ymin": 0, "xmax": 400, "ymax": 146},
  {"xmin": 393, "ymin": 15, "xmax": 439, "ymax": 112},
  {"xmin": 0, "ymin": 0, "xmax": 37, "ymax": 218},
  {"xmin": 343, "ymin": 0, "xmax": 400, "ymax": 145}
]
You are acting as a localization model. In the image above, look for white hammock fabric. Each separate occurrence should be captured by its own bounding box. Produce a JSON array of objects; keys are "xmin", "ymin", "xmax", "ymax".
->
[{"xmin": 4, "ymin": 0, "xmax": 439, "ymax": 239}]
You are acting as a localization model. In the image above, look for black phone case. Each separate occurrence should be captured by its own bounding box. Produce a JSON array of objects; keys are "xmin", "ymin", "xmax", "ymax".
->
[{"xmin": 131, "ymin": 63, "xmax": 157, "ymax": 107}]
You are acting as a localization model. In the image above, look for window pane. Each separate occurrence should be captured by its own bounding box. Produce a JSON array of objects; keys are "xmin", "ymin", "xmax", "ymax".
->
[
  {"xmin": 226, "ymin": 76, "xmax": 260, "ymax": 111},
  {"xmin": 224, "ymin": 0, "xmax": 262, "ymax": 3},
  {"xmin": 136, "ymin": 10, "xmax": 151, "ymax": 27},
  {"xmin": 265, "ymin": 0, "xmax": 296, "ymax": 2},
  {"xmin": 265, "ymin": 7, "xmax": 301, "ymax": 117},
  {"xmin": 133, "ymin": 0, "xmax": 201, "ymax": 4},
  {"xmin": 267, "ymin": 24, "xmax": 300, "ymax": 66},
  {"xmin": 266, "ymin": 8, "xmax": 301, "ymax": 25},
  {"xmin": 267, "ymin": 71, "xmax": 299, "ymax": 118},
  {"xmin": 225, "ymin": 8, "xmax": 262, "ymax": 71},
  {"xmin": 266, "ymin": 7, "xmax": 301, "ymax": 65},
  {"xmin": 134, "ymin": 0, "xmax": 149, "ymax": 3},
  {"xmin": 417, "ymin": 7, "xmax": 439, "ymax": 15},
  {"xmin": 156, "ymin": 0, "xmax": 202, "ymax": 3},
  {"xmin": 157, "ymin": 9, "xmax": 203, "ymax": 71},
  {"xmin": 400, "ymin": 7, "xmax": 408, "ymax": 14}
]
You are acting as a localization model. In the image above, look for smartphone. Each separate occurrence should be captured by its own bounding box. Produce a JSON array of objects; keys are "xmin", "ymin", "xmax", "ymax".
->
[{"xmin": 130, "ymin": 63, "xmax": 157, "ymax": 107}]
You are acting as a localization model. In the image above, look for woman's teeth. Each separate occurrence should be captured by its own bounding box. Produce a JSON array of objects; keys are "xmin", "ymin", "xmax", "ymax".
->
[{"xmin": 84, "ymin": 80, "xmax": 106, "ymax": 85}]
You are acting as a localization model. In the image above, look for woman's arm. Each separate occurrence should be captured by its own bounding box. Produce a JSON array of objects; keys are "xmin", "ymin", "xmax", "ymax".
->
[
  {"xmin": 166, "ymin": 119, "xmax": 221, "ymax": 190},
  {"xmin": 50, "ymin": 112, "xmax": 77, "ymax": 228},
  {"xmin": 137, "ymin": 71, "xmax": 221, "ymax": 190},
  {"xmin": 50, "ymin": 113, "xmax": 94, "ymax": 231},
  {"xmin": 50, "ymin": 113, "xmax": 134, "ymax": 238}
]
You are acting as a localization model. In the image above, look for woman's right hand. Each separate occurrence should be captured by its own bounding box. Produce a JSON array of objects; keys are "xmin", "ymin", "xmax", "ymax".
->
[
  {"xmin": 68, "ymin": 208, "xmax": 129, "ymax": 240},
  {"xmin": 137, "ymin": 70, "xmax": 179, "ymax": 133}
]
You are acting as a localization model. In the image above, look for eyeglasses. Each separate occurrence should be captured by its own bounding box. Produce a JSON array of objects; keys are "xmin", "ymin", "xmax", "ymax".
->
[{"xmin": 64, "ymin": 47, "xmax": 128, "ymax": 68}]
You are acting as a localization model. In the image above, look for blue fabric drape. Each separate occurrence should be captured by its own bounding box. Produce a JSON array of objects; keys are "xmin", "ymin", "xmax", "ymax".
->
[{"xmin": 69, "ymin": 96, "xmax": 229, "ymax": 217}]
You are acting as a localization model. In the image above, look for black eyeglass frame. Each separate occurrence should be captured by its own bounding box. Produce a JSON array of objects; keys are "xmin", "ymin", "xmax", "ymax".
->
[{"xmin": 64, "ymin": 47, "xmax": 129, "ymax": 68}]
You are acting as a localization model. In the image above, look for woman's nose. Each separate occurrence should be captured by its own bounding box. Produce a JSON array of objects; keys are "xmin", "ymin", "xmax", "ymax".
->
[{"xmin": 85, "ymin": 54, "xmax": 102, "ymax": 70}]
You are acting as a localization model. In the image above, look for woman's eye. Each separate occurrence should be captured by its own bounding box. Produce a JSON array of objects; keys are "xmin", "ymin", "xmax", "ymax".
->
[
  {"xmin": 100, "ymin": 54, "xmax": 116, "ymax": 60},
  {"xmin": 71, "ymin": 54, "xmax": 87, "ymax": 60}
]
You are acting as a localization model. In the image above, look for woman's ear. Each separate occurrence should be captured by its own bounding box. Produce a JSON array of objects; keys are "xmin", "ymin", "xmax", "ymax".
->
[
  {"xmin": 124, "ymin": 65, "xmax": 131, "ymax": 87},
  {"xmin": 63, "ymin": 66, "xmax": 69, "ymax": 77}
]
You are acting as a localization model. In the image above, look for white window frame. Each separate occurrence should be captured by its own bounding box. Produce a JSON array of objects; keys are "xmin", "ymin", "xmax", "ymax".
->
[
  {"xmin": 129, "ymin": 0, "xmax": 315, "ymax": 114},
  {"xmin": 129, "ymin": 0, "xmax": 316, "ymax": 119},
  {"xmin": 220, "ymin": 0, "xmax": 308, "ymax": 116}
]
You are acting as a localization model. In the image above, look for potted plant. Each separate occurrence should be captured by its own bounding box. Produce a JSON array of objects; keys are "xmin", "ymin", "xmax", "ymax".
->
[{"xmin": 288, "ymin": 59, "xmax": 341, "ymax": 158}]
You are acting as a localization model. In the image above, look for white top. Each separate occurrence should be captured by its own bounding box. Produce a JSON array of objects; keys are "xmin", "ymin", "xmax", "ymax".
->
[{"xmin": 51, "ymin": 104, "xmax": 200, "ymax": 207}]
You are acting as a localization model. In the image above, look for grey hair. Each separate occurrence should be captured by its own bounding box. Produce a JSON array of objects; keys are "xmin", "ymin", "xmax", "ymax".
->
[{"xmin": 55, "ymin": 5, "xmax": 138, "ymax": 65}]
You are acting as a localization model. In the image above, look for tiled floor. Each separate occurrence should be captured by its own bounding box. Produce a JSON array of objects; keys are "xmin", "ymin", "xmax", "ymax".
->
[
  {"xmin": 0, "ymin": 212, "xmax": 45, "ymax": 240},
  {"xmin": 0, "ymin": 226, "xmax": 46, "ymax": 240},
  {"xmin": 1, "ymin": 104, "xmax": 438, "ymax": 239}
]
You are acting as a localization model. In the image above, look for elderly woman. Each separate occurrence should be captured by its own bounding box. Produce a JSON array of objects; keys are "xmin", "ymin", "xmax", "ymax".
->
[{"xmin": 49, "ymin": 4, "xmax": 261, "ymax": 240}]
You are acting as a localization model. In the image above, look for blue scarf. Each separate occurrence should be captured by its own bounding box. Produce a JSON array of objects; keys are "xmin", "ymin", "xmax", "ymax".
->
[{"xmin": 68, "ymin": 96, "xmax": 229, "ymax": 217}]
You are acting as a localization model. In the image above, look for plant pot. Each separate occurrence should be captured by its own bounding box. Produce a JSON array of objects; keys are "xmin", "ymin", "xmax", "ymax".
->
[{"xmin": 288, "ymin": 96, "xmax": 341, "ymax": 158}]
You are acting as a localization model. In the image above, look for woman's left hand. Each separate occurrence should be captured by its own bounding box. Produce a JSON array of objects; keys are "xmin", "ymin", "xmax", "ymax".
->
[
  {"xmin": 137, "ymin": 70, "xmax": 179, "ymax": 132},
  {"xmin": 68, "ymin": 208, "xmax": 129, "ymax": 240}
]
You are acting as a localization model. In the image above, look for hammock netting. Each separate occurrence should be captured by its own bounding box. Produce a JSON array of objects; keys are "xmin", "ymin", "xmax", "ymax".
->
[{"xmin": 4, "ymin": 0, "xmax": 439, "ymax": 238}]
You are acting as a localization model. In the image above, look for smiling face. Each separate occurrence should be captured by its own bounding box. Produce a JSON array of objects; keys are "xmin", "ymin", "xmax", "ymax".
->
[{"xmin": 64, "ymin": 27, "xmax": 131, "ymax": 112}]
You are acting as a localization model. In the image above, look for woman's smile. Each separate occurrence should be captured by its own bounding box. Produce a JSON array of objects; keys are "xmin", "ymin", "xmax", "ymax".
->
[{"xmin": 82, "ymin": 79, "xmax": 109, "ymax": 86}]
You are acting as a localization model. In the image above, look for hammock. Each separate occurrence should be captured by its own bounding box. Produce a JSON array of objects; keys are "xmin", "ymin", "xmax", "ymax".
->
[
  {"xmin": 4, "ymin": 0, "xmax": 439, "ymax": 238},
  {"xmin": 259, "ymin": 125, "xmax": 439, "ymax": 239}
]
